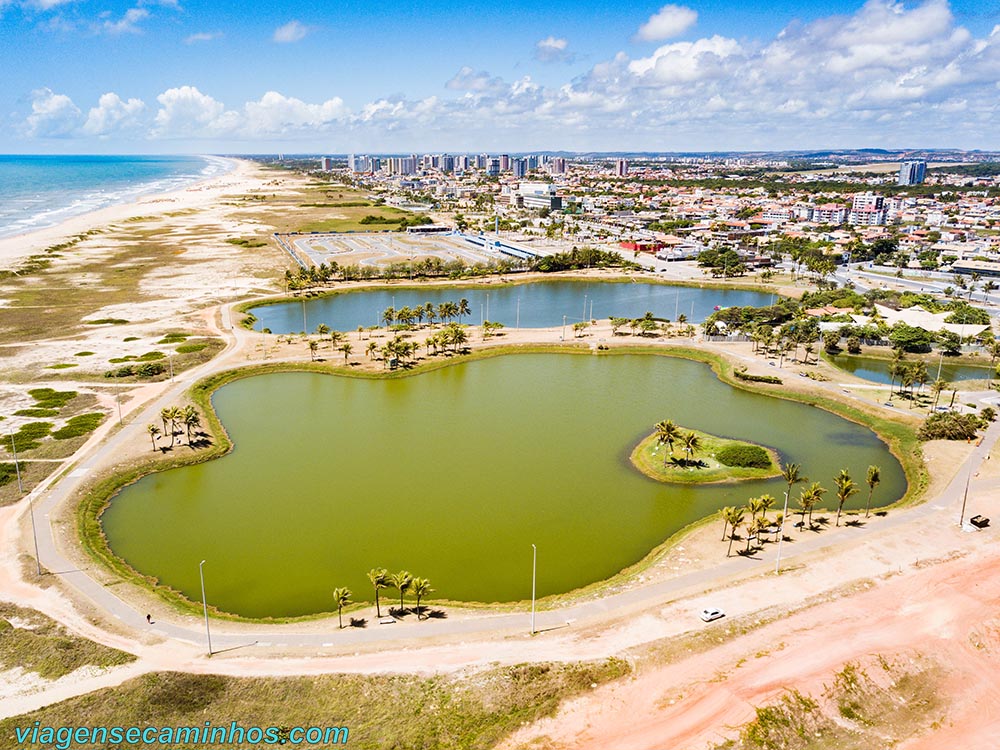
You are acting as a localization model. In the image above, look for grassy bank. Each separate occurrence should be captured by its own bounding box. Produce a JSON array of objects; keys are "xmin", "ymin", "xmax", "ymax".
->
[{"xmin": 0, "ymin": 659, "xmax": 629, "ymax": 749}]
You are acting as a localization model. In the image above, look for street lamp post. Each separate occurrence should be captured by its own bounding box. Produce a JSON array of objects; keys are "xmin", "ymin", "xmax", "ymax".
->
[
  {"xmin": 561, "ymin": 315, "xmax": 566, "ymax": 341},
  {"xmin": 530, "ymin": 544, "xmax": 537, "ymax": 635},
  {"xmin": 199, "ymin": 560, "xmax": 213, "ymax": 656},
  {"xmin": 516, "ymin": 297, "xmax": 520, "ymax": 331},
  {"xmin": 774, "ymin": 489, "xmax": 789, "ymax": 574},
  {"xmin": 959, "ymin": 466, "xmax": 973, "ymax": 527},
  {"xmin": 11, "ymin": 432, "xmax": 40, "ymax": 576}
]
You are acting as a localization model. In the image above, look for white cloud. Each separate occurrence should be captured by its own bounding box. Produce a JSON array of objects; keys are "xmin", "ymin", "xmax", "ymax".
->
[
  {"xmin": 26, "ymin": 88, "xmax": 81, "ymax": 137},
  {"xmin": 102, "ymin": 7, "xmax": 149, "ymax": 34},
  {"xmin": 273, "ymin": 20, "xmax": 308, "ymax": 43},
  {"xmin": 82, "ymin": 92, "xmax": 145, "ymax": 136},
  {"xmin": 636, "ymin": 4, "xmax": 697, "ymax": 42},
  {"xmin": 535, "ymin": 36, "xmax": 572, "ymax": 62},
  {"xmin": 153, "ymin": 86, "xmax": 238, "ymax": 138},
  {"xmin": 628, "ymin": 35, "xmax": 742, "ymax": 82},
  {"xmin": 242, "ymin": 91, "xmax": 347, "ymax": 135},
  {"xmin": 184, "ymin": 31, "xmax": 221, "ymax": 44},
  {"xmin": 445, "ymin": 66, "xmax": 507, "ymax": 93}
]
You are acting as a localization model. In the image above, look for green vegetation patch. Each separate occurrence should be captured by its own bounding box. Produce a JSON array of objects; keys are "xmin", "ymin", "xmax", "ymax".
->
[
  {"xmin": 0, "ymin": 659, "xmax": 627, "ymax": 748},
  {"xmin": 8, "ymin": 422, "xmax": 53, "ymax": 452},
  {"xmin": 0, "ymin": 602, "xmax": 134, "ymax": 680},
  {"xmin": 104, "ymin": 362, "xmax": 166, "ymax": 379},
  {"xmin": 631, "ymin": 426, "xmax": 779, "ymax": 484},
  {"xmin": 157, "ymin": 333, "xmax": 189, "ymax": 344},
  {"xmin": 123, "ymin": 336, "xmax": 139, "ymax": 342},
  {"xmin": 73, "ymin": 351, "xmax": 94, "ymax": 357},
  {"xmin": 918, "ymin": 411, "xmax": 982, "ymax": 441},
  {"xmin": 14, "ymin": 408, "xmax": 59, "ymax": 418},
  {"xmin": 52, "ymin": 413, "xmax": 104, "ymax": 440},
  {"xmin": 716, "ymin": 444, "xmax": 772, "ymax": 468},
  {"xmin": 29, "ymin": 388, "xmax": 77, "ymax": 410},
  {"xmin": 175, "ymin": 342, "xmax": 208, "ymax": 353},
  {"xmin": 45, "ymin": 363, "xmax": 77, "ymax": 369},
  {"xmin": 0, "ymin": 463, "xmax": 19, "ymax": 487},
  {"xmin": 85, "ymin": 318, "xmax": 129, "ymax": 325},
  {"xmin": 137, "ymin": 351, "xmax": 166, "ymax": 361},
  {"xmin": 225, "ymin": 237, "xmax": 267, "ymax": 248}
]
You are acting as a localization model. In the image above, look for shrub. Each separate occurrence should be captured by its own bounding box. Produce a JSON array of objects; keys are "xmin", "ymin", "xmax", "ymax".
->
[
  {"xmin": 176, "ymin": 342, "xmax": 208, "ymax": 354},
  {"xmin": 733, "ymin": 367, "xmax": 782, "ymax": 385},
  {"xmin": 52, "ymin": 413, "xmax": 104, "ymax": 440},
  {"xmin": 85, "ymin": 318, "xmax": 129, "ymax": 325},
  {"xmin": 716, "ymin": 444, "xmax": 772, "ymax": 468},
  {"xmin": 74, "ymin": 351, "xmax": 94, "ymax": 357},
  {"xmin": 0, "ymin": 463, "xmax": 19, "ymax": 487},
  {"xmin": 136, "ymin": 362, "xmax": 165, "ymax": 377},
  {"xmin": 14, "ymin": 408, "xmax": 59, "ymax": 417},
  {"xmin": 11, "ymin": 422, "xmax": 53, "ymax": 451},
  {"xmin": 105, "ymin": 366, "xmax": 136, "ymax": 378},
  {"xmin": 136, "ymin": 351, "xmax": 165, "ymax": 361},
  {"xmin": 918, "ymin": 412, "xmax": 980, "ymax": 441},
  {"xmin": 29, "ymin": 388, "xmax": 77, "ymax": 410}
]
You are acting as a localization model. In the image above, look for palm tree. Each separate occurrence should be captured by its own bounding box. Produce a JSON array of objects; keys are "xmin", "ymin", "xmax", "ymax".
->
[
  {"xmin": 382, "ymin": 307, "xmax": 396, "ymax": 327},
  {"xmin": 458, "ymin": 298, "xmax": 471, "ymax": 323},
  {"xmin": 798, "ymin": 482, "xmax": 826, "ymax": 529},
  {"xmin": 168, "ymin": 406, "xmax": 183, "ymax": 444},
  {"xmin": 308, "ymin": 340, "xmax": 319, "ymax": 361},
  {"xmin": 390, "ymin": 570, "xmax": 412, "ymax": 615},
  {"xmin": 681, "ymin": 432, "xmax": 701, "ymax": 465},
  {"xmin": 720, "ymin": 505, "xmax": 735, "ymax": 541},
  {"xmin": 146, "ymin": 423, "xmax": 160, "ymax": 451},
  {"xmin": 758, "ymin": 494, "xmax": 776, "ymax": 522},
  {"xmin": 182, "ymin": 406, "xmax": 200, "ymax": 443},
  {"xmin": 780, "ymin": 462, "xmax": 805, "ymax": 525},
  {"xmin": 366, "ymin": 341, "xmax": 378, "ymax": 359},
  {"xmin": 332, "ymin": 587, "xmax": 352, "ymax": 629},
  {"xmin": 746, "ymin": 496, "xmax": 767, "ymax": 523},
  {"xmin": 725, "ymin": 506, "xmax": 745, "ymax": 557},
  {"xmin": 865, "ymin": 465, "xmax": 881, "ymax": 518},
  {"xmin": 424, "ymin": 302, "xmax": 436, "ymax": 327},
  {"xmin": 931, "ymin": 378, "xmax": 947, "ymax": 410},
  {"xmin": 316, "ymin": 323, "xmax": 330, "ymax": 337},
  {"xmin": 367, "ymin": 568, "xmax": 389, "ymax": 618},
  {"xmin": 411, "ymin": 577, "xmax": 433, "ymax": 619},
  {"xmin": 160, "ymin": 407, "xmax": 172, "ymax": 442},
  {"xmin": 654, "ymin": 420, "xmax": 680, "ymax": 465},
  {"xmin": 833, "ymin": 469, "xmax": 859, "ymax": 526},
  {"xmin": 340, "ymin": 342, "xmax": 353, "ymax": 361}
]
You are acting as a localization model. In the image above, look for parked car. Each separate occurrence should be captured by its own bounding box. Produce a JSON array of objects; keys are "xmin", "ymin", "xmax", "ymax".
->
[{"xmin": 700, "ymin": 607, "xmax": 725, "ymax": 622}]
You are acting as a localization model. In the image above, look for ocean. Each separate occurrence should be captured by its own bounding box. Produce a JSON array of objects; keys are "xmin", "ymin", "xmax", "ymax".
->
[{"xmin": 0, "ymin": 155, "xmax": 233, "ymax": 240}]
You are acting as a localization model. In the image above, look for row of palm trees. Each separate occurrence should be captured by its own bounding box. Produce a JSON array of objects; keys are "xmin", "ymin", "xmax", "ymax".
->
[
  {"xmin": 653, "ymin": 420, "xmax": 701, "ymax": 466},
  {"xmin": 749, "ymin": 323, "xmax": 821, "ymax": 366},
  {"xmin": 146, "ymin": 404, "xmax": 201, "ymax": 450},
  {"xmin": 365, "ymin": 568, "xmax": 434, "ymax": 622},
  {"xmin": 382, "ymin": 299, "xmax": 471, "ymax": 329},
  {"xmin": 719, "ymin": 462, "xmax": 882, "ymax": 556}
]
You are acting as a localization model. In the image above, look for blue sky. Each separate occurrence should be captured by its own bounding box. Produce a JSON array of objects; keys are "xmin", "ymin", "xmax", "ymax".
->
[{"xmin": 1, "ymin": 0, "xmax": 998, "ymax": 152}]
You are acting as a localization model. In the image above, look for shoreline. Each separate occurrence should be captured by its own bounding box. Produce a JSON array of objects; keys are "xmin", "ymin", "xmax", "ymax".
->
[
  {"xmin": 0, "ymin": 156, "xmax": 253, "ymax": 269},
  {"xmin": 72, "ymin": 340, "xmax": 922, "ymax": 623}
]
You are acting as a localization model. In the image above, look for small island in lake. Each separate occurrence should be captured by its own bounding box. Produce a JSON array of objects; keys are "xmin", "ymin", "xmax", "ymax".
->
[{"xmin": 630, "ymin": 420, "xmax": 781, "ymax": 484}]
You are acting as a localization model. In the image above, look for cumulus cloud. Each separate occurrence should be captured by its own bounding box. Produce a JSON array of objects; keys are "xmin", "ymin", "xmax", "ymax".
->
[
  {"xmin": 184, "ymin": 31, "xmax": 221, "ymax": 44},
  {"xmin": 242, "ymin": 91, "xmax": 347, "ymax": 134},
  {"xmin": 152, "ymin": 85, "xmax": 238, "ymax": 138},
  {"xmin": 636, "ymin": 4, "xmax": 697, "ymax": 42},
  {"xmin": 535, "ymin": 36, "xmax": 573, "ymax": 62},
  {"xmin": 26, "ymin": 87, "xmax": 81, "ymax": 137},
  {"xmin": 445, "ymin": 66, "xmax": 507, "ymax": 93},
  {"xmin": 82, "ymin": 92, "xmax": 145, "ymax": 136},
  {"xmin": 273, "ymin": 19, "xmax": 308, "ymax": 43}
]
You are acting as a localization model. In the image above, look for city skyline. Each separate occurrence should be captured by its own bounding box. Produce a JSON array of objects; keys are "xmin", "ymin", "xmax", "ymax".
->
[{"xmin": 1, "ymin": 0, "xmax": 998, "ymax": 153}]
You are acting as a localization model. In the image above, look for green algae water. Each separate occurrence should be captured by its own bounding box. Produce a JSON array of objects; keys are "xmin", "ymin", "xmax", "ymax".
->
[{"xmin": 102, "ymin": 354, "xmax": 905, "ymax": 618}]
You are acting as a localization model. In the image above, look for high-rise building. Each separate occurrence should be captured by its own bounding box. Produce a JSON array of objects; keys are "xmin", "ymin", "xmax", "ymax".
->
[
  {"xmin": 441, "ymin": 155, "xmax": 455, "ymax": 173},
  {"xmin": 476, "ymin": 153, "xmax": 488, "ymax": 169},
  {"xmin": 499, "ymin": 154, "xmax": 510, "ymax": 171},
  {"xmin": 548, "ymin": 157, "xmax": 567, "ymax": 175},
  {"xmin": 512, "ymin": 158, "xmax": 527, "ymax": 178},
  {"xmin": 615, "ymin": 158, "xmax": 629, "ymax": 177},
  {"xmin": 320, "ymin": 157, "xmax": 334, "ymax": 171},
  {"xmin": 898, "ymin": 161, "xmax": 926, "ymax": 186}
]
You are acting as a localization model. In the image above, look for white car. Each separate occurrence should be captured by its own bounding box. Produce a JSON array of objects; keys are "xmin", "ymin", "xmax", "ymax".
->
[{"xmin": 700, "ymin": 607, "xmax": 725, "ymax": 622}]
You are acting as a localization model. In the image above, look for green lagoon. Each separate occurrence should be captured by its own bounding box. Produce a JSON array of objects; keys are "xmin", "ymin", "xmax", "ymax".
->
[{"xmin": 102, "ymin": 354, "xmax": 905, "ymax": 618}]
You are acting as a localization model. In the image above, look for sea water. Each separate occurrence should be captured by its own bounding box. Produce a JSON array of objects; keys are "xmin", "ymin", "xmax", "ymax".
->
[{"xmin": 0, "ymin": 154, "xmax": 232, "ymax": 239}]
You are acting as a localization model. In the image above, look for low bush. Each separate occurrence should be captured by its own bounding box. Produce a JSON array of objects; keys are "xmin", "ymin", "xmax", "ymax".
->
[
  {"xmin": 28, "ymin": 388, "xmax": 77, "ymax": 410},
  {"xmin": 716, "ymin": 444, "xmax": 772, "ymax": 468},
  {"xmin": 14, "ymin": 408, "xmax": 59, "ymax": 417},
  {"xmin": 10, "ymin": 422, "xmax": 53, "ymax": 451},
  {"xmin": 52, "ymin": 413, "xmax": 104, "ymax": 440},
  {"xmin": 176, "ymin": 342, "xmax": 208, "ymax": 353},
  {"xmin": 733, "ymin": 367, "xmax": 782, "ymax": 385}
]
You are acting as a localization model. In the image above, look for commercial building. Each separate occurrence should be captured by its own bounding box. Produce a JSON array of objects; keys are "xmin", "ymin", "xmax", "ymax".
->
[
  {"xmin": 519, "ymin": 182, "xmax": 562, "ymax": 211},
  {"xmin": 898, "ymin": 161, "xmax": 927, "ymax": 186},
  {"xmin": 616, "ymin": 158, "xmax": 629, "ymax": 177},
  {"xmin": 319, "ymin": 157, "xmax": 334, "ymax": 171}
]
